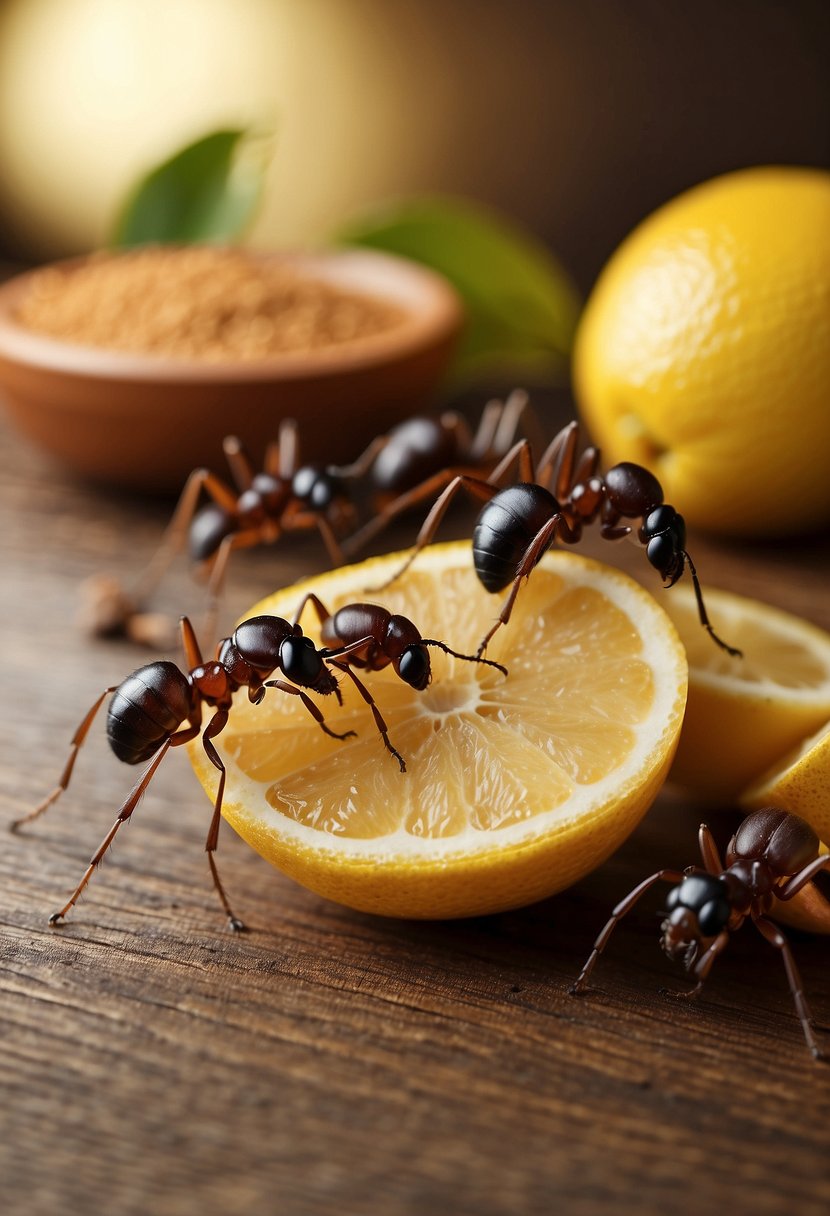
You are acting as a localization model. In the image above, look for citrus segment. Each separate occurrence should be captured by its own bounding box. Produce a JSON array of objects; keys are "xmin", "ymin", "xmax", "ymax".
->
[
  {"xmin": 660, "ymin": 586, "xmax": 830, "ymax": 800},
  {"xmin": 189, "ymin": 544, "xmax": 687, "ymax": 918}
]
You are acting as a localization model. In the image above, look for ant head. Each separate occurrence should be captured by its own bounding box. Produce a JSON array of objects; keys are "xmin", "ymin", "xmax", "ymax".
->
[
  {"xmin": 640, "ymin": 506, "xmax": 686, "ymax": 584},
  {"xmin": 279, "ymin": 635, "xmax": 338, "ymax": 694},
  {"xmin": 395, "ymin": 644, "xmax": 431, "ymax": 691},
  {"xmin": 660, "ymin": 872, "xmax": 731, "ymax": 965},
  {"xmin": 292, "ymin": 466, "xmax": 342, "ymax": 511}
]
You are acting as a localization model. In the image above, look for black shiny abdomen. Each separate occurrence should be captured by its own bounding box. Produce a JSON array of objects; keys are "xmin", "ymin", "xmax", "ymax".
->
[
  {"xmin": 371, "ymin": 418, "xmax": 458, "ymax": 494},
  {"xmin": 189, "ymin": 504, "xmax": 235, "ymax": 561},
  {"xmin": 106, "ymin": 662, "xmax": 193, "ymax": 764},
  {"xmin": 472, "ymin": 483, "xmax": 560, "ymax": 593}
]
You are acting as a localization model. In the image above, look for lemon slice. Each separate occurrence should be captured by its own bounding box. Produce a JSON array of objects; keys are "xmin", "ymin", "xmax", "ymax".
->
[
  {"xmin": 658, "ymin": 586, "xmax": 830, "ymax": 800},
  {"xmin": 189, "ymin": 543, "xmax": 687, "ymax": 918},
  {"xmin": 742, "ymin": 721, "xmax": 830, "ymax": 836},
  {"xmin": 738, "ymin": 724, "xmax": 830, "ymax": 934}
]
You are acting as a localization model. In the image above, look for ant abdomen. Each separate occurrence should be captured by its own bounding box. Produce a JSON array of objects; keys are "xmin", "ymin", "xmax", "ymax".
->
[
  {"xmin": 106, "ymin": 662, "xmax": 194, "ymax": 764},
  {"xmin": 473, "ymin": 483, "xmax": 560, "ymax": 593},
  {"xmin": 189, "ymin": 504, "xmax": 234, "ymax": 562},
  {"xmin": 370, "ymin": 417, "xmax": 458, "ymax": 495}
]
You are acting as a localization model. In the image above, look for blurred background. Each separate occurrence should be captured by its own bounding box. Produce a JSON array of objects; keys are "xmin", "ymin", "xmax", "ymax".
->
[{"xmin": 1, "ymin": 0, "xmax": 828, "ymax": 291}]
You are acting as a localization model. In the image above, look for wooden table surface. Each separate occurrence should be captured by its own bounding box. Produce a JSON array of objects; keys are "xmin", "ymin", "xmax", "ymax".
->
[{"xmin": 1, "ymin": 397, "xmax": 829, "ymax": 1216}]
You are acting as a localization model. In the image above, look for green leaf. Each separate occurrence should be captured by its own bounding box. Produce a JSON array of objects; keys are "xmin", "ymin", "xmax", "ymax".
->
[
  {"xmin": 111, "ymin": 129, "xmax": 271, "ymax": 247},
  {"xmin": 336, "ymin": 196, "xmax": 581, "ymax": 380}
]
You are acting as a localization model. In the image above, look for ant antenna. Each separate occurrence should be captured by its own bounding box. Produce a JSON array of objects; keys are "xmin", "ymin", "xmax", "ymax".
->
[
  {"xmin": 421, "ymin": 640, "xmax": 508, "ymax": 677},
  {"xmin": 682, "ymin": 551, "xmax": 743, "ymax": 658}
]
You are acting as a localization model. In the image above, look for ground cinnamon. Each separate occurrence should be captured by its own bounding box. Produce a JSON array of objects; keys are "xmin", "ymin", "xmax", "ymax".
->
[{"xmin": 16, "ymin": 246, "xmax": 405, "ymax": 360}]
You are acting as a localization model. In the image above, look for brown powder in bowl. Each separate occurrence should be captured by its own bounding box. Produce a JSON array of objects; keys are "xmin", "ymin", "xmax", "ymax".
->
[{"xmin": 15, "ymin": 246, "xmax": 407, "ymax": 361}]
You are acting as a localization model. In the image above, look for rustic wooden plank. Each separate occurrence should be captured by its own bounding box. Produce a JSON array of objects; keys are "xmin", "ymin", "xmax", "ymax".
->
[{"xmin": 1, "ymin": 405, "xmax": 830, "ymax": 1216}]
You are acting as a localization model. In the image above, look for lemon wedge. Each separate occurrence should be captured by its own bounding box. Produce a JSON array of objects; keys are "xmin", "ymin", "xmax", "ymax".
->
[{"xmin": 659, "ymin": 586, "xmax": 830, "ymax": 800}]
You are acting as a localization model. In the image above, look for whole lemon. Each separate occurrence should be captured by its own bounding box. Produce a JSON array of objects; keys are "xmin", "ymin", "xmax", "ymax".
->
[{"xmin": 573, "ymin": 166, "xmax": 830, "ymax": 536}]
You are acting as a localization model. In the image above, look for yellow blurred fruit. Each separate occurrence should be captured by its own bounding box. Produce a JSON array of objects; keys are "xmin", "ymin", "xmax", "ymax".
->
[
  {"xmin": 189, "ymin": 543, "xmax": 687, "ymax": 919},
  {"xmin": 573, "ymin": 166, "xmax": 830, "ymax": 536},
  {"xmin": 659, "ymin": 585, "xmax": 830, "ymax": 800}
]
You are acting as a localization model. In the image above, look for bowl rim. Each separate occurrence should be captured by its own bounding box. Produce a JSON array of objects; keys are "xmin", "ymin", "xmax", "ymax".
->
[{"xmin": 0, "ymin": 246, "xmax": 464, "ymax": 383}]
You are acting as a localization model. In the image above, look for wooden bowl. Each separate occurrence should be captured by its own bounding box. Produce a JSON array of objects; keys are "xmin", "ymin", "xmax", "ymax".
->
[{"xmin": 0, "ymin": 248, "xmax": 463, "ymax": 492}]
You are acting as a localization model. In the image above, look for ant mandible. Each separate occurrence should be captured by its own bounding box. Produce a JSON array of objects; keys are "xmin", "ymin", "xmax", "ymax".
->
[
  {"xmin": 11, "ymin": 613, "xmax": 359, "ymax": 932},
  {"xmin": 570, "ymin": 808, "xmax": 830, "ymax": 1061},
  {"xmin": 371, "ymin": 420, "xmax": 741, "ymax": 659},
  {"xmin": 81, "ymin": 418, "xmax": 387, "ymax": 645},
  {"xmin": 292, "ymin": 594, "xmax": 508, "ymax": 771}
]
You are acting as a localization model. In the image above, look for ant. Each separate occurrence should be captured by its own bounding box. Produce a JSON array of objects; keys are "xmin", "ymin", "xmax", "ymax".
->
[
  {"xmin": 297, "ymin": 594, "xmax": 507, "ymax": 771},
  {"xmin": 81, "ymin": 417, "xmax": 387, "ymax": 645},
  {"xmin": 341, "ymin": 389, "xmax": 529, "ymax": 556},
  {"xmin": 570, "ymin": 808, "xmax": 830, "ymax": 1061},
  {"xmin": 370, "ymin": 420, "xmax": 741, "ymax": 659},
  {"xmin": 82, "ymin": 394, "xmax": 530, "ymax": 646},
  {"xmin": 11, "ymin": 614, "xmax": 366, "ymax": 932}
]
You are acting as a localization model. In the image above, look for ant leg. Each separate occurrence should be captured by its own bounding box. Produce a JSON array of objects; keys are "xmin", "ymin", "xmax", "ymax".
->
[
  {"xmin": 486, "ymin": 438, "xmax": 535, "ymax": 485},
  {"xmin": 537, "ymin": 422, "xmax": 579, "ymax": 497},
  {"xmin": 329, "ymin": 434, "xmax": 389, "ymax": 480},
  {"xmin": 489, "ymin": 389, "xmax": 529, "ymax": 459},
  {"xmin": 280, "ymin": 507, "xmax": 348, "ymax": 567},
  {"xmin": 265, "ymin": 417, "xmax": 300, "ymax": 480},
  {"xmin": 291, "ymin": 592, "xmax": 331, "ymax": 630},
  {"xmin": 326, "ymin": 661, "xmax": 406, "ymax": 772},
  {"xmin": 222, "ymin": 436, "xmax": 255, "ymax": 493},
  {"xmin": 264, "ymin": 679, "xmax": 358, "ymax": 742},
  {"xmin": 753, "ymin": 914, "xmax": 826, "ymax": 1061},
  {"xmin": 659, "ymin": 929, "xmax": 730, "ymax": 999},
  {"xmin": 11, "ymin": 686, "xmax": 118, "ymax": 832},
  {"xmin": 466, "ymin": 399, "xmax": 502, "ymax": 461},
  {"xmin": 130, "ymin": 468, "xmax": 239, "ymax": 608},
  {"xmin": 49, "ymin": 735, "xmax": 182, "ymax": 924},
  {"xmin": 698, "ymin": 823, "xmax": 724, "ymax": 876},
  {"xmin": 363, "ymin": 474, "xmax": 502, "ymax": 588},
  {"xmin": 476, "ymin": 513, "xmax": 569, "ymax": 657},
  {"xmin": 342, "ymin": 467, "xmax": 484, "ymax": 560},
  {"xmin": 200, "ymin": 528, "xmax": 263, "ymax": 644},
  {"xmin": 682, "ymin": 551, "xmax": 743, "ymax": 658},
  {"xmin": 180, "ymin": 615, "xmax": 203, "ymax": 668},
  {"xmin": 777, "ymin": 854, "xmax": 830, "ymax": 900},
  {"xmin": 570, "ymin": 868, "xmax": 685, "ymax": 994},
  {"xmin": 200, "ymin": 709, "xmax": 246, "ymax": 932}
]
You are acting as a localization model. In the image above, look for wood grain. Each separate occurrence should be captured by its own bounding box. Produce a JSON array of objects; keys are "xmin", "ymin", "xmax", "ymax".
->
[{"xmin": 1, "ymin": 401, "xmax": 829, "ymax": 1216}]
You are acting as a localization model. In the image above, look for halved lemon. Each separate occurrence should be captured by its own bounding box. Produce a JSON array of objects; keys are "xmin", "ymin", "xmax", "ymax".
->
[
  {"xmin": 189, "ymin": 544, "xmax": 687, "ymax": 918},
  {"xmin": 659, "ymin": 587, "xmax": 830, "ymax": 800}
]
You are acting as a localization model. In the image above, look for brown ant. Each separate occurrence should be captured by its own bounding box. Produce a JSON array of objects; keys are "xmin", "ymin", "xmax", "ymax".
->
[
  {"xmin": 10, "ymin": 613, "xmax": 392, "ymax": 932},
  {"xmin": 80, "ymin": 418, "xmax": 386, "ymax": 645},
  {"xmin": 294, "ymin": 595, "xmax": 508, "ymax": 770},
  {"xmin": 342, "ymin": 389, "xmax": 529, "ymax": 556},
  {"xmin": 570, "ymin": 808, "xmax": 830, "ymax": 1061},
  {"xmin": 370, "ymin": 420, "xmax": 740, "ymax": 659},
  {"xmin": 82, "ymin": 394, "xmax": 529, "ymax": 646}
]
